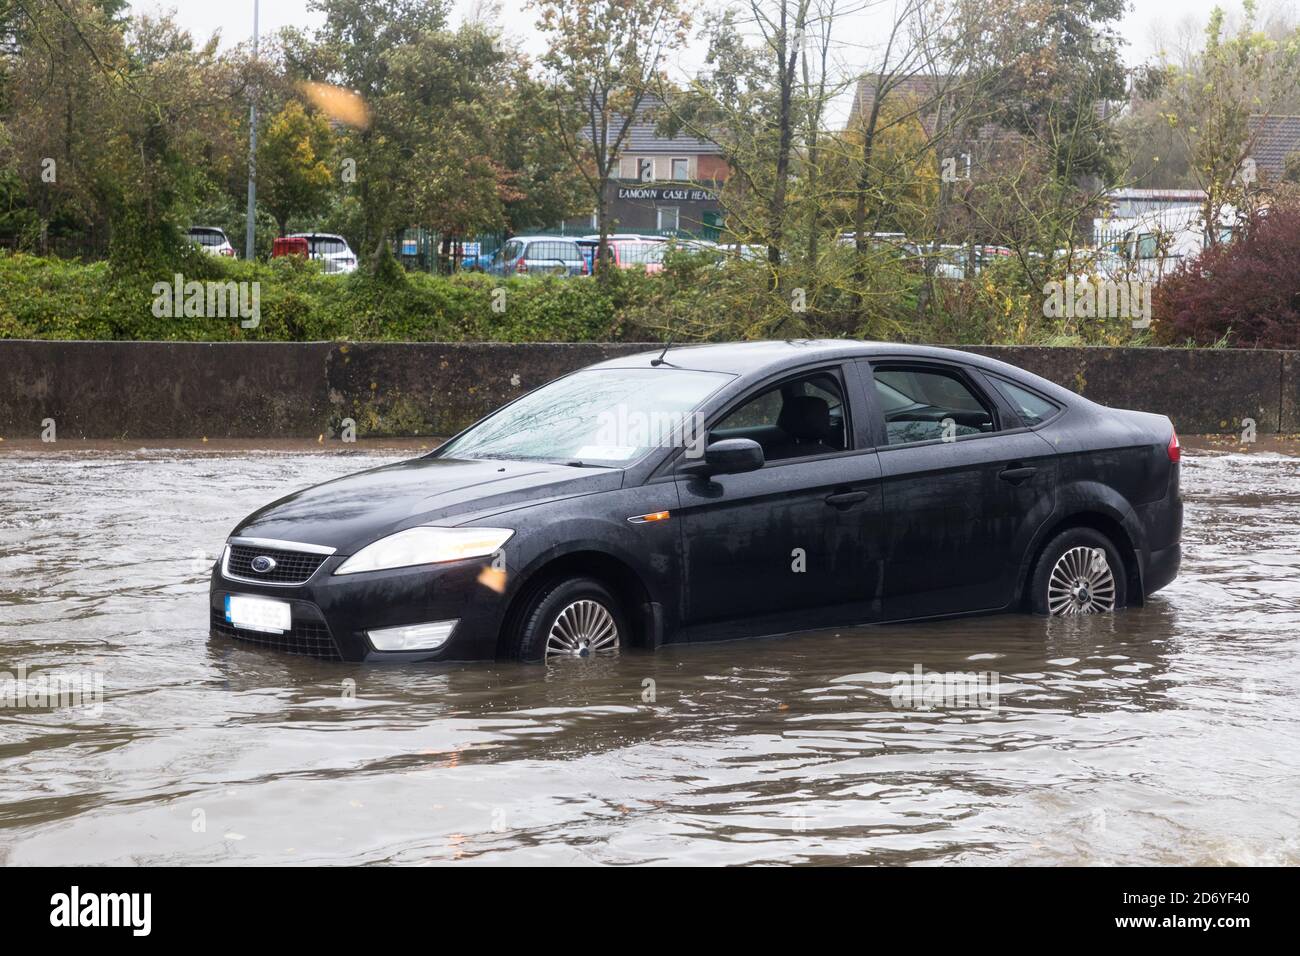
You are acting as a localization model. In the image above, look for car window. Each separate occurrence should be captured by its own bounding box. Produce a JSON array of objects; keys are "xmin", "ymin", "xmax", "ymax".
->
[
  {"xmin": 526, "ymin": 241, "xmax": 579, "ymax": 262},
  {"xmin": 188, "ymin": 228, "xmax": 225, "ymax": 247},
  {"xmin": 873, "ymin": 367, "xmax": 996, "ymax": 445},
  {"xmin": 308, "ymin": 237, "xmax": 347, "ymax": 255},
  {"xmin": 711, "ymin": 371, "xmax": 849, "ymax": 462},
  {"xmin": 988, "ymin": 377, "xmax": 1059, "ymax": 427},
  {"xmin": 613, "ymin": 242, "xmax": 659, "ymax": 264}
]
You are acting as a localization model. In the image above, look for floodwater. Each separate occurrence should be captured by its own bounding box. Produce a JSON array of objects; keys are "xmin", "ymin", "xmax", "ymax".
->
[{"xmin": 1, "ymin": 444, "xmax": 1298, "ymax": 866}]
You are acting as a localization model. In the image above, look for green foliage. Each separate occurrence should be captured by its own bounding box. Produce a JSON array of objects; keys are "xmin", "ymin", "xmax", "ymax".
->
[
  {"xmin": 258, "ymin": 101, "xmax": 335, "ymax": 235},
  {"xmin": 0, "ymin": 248, "xmax": 1148, "ymax": 348}
]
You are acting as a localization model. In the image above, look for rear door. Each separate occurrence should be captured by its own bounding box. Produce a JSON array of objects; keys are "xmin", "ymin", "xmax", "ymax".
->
[{"xmin": 860, "ymin": 358, "xmax": 1057, "ymax": 620}]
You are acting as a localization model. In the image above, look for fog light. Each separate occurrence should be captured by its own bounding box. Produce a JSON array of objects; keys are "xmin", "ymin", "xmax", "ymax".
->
[{"xmin": 367, "ymin": 619, "xmax": 457, "ymax": 652}]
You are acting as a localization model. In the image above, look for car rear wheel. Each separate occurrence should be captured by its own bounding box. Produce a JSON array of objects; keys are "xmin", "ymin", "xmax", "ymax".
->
[
  {"xmin": 1030, "ymin": 527, "xmax": 1127, "ymax": 616},
  {"xmin": 514, "ymin": 576, "xmax": 626, "ymax": 663}
]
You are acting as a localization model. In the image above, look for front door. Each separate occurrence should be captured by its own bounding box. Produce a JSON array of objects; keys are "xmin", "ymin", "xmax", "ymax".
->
[{"xmin": 674, "ymin": 365, "xmax": 884, "ymax": 639}]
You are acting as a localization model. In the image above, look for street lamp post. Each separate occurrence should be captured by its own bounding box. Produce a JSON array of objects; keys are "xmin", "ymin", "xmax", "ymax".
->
[{"xmin": 244, "ymin": 0, "xmax": 259, "ymax": 261}]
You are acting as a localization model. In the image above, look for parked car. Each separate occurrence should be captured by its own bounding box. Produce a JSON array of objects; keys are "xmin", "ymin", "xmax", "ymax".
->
[
  {"xmin": 640, "ymin": 239, "xmax": 722, "ymax": 274},
  {"xmin": 460, "ymin": 251, "xmax": 494, "ymax": 272},
  {"xmin": 576, "ymin": 238, "xmax": 668, "ymax": 273},
  {"xmin": 210, "ymin": 341, "xmax": 1182, "ymax": 663},
  {"xmin": 487, "ymin": 237, "xmax": 588, "ymax": 277},
  {"xmin": 187, "ymin": 226, "xmax": 236, "ymax": 257},
  {"xmin": 272, "ymin": 236, "xmax": 310, "ymax": 259},
  {"xmin": 287, "ymin": 232, "xmax": 358, "ymax": 274}
]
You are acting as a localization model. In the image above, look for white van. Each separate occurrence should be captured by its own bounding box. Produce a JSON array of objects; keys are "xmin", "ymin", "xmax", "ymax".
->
[{"xmin": 1108, "ymin": 205, "xmax": 1239, "ymax": 282}]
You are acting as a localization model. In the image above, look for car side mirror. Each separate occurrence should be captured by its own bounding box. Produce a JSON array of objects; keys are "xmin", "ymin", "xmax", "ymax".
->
[{"xmin": 679, "ymin": 438, "xmax": 765, "ymax": 477}]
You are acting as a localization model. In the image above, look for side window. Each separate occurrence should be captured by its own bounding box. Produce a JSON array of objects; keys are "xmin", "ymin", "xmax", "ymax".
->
[
  {"xmin": 711, "ymin": 371, "xmax": 849, "ymax": 462},
  {"xmin": 872, "ymin": 367, "xmax": 997, "ymax": 445},
  {"xmin": 988, "ymin": 377, "xmax": 1059, "ymax": 427}
]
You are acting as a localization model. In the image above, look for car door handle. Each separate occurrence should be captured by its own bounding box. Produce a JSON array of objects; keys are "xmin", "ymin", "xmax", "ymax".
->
[
  {"xmin": 998, "ymin": 466, "xmax": 1038, "ymax": 483},
  {"xmin": 825, "ymin": 490, "xmax": 870, "ymax": 507}
]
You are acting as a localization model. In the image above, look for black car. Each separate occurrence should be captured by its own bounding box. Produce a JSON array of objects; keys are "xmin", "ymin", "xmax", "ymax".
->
[{"xmin": 210, "ymin": 341, "xmax": 1182, "ymax": 663}]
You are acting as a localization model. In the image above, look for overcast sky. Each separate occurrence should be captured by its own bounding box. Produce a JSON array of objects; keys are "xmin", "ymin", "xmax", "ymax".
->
[{"xmin": 128, "ymin": 0, "xmax": 1299, "ymax": 125}]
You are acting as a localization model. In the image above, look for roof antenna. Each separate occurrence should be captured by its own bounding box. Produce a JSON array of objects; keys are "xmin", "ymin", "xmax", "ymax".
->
[{"xmin": 650, "ymin": 337, "xmax": 673, "ymax": 367}]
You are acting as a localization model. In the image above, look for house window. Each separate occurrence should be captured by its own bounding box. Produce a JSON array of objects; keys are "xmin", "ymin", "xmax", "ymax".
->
[
  {"xmin": 671, "ymin": 158, "xmax": 690, "ymax": 180},
  {"xmin": 657, "ymin": 206, "xmax": 679, "ymax": 232},
  {"xmin": 620, "ymin": 156, "xmax": 654, "ymax": 180}
]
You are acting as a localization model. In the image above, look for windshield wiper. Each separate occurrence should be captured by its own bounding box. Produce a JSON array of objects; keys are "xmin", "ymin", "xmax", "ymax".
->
[{"xmin": 551, "ymin": 458, "xmax": 614, "ymax": 469}]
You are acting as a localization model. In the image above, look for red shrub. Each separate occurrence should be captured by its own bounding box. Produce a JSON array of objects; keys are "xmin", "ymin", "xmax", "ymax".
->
[{"xmin": 1153, "ymin": 203, "xmax": 1300, "ymax": 349}]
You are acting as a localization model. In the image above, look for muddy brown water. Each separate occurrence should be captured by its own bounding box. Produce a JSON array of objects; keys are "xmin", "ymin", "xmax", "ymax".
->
[{"xmin": 1, "ymin": 446, "xmax": 1297, "ymax": 865}]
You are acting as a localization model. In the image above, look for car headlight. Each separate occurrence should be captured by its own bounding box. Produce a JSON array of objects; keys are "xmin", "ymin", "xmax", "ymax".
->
[{"xmin": 334, "ymin": 527, "xmax": 513, "ymax": 576}]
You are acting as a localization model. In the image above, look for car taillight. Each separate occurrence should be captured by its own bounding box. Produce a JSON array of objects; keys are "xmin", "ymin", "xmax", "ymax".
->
[
  {"xmin": 516, "ymin": 259, "xmax": 527, "ymax": 275},
  {"xmin": 1167, "ymin": 428, "xmax": 1180, "ymax": 462},
  {"xmin": 221, "ymin": 248, "xmax": 235, "ymax": 257}
]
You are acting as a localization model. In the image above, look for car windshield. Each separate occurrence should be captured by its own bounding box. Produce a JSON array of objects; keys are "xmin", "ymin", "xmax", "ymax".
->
[{"xmin": 436, "ymin": 368, "xmax": 734, "ymax": 466}]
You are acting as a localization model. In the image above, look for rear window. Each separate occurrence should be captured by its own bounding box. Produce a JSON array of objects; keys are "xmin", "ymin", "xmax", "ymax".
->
[
  {"xmin": 306, "ymin": 236, "xmax": 348, "ymax": 255},
  {"xmin": 525, "ymin": 241, "xmax": 580, "ymax": 262},
  {"xmin": 989, "ymin": 377, "xmax": 1059, "ymax": 426},
  {"xmin": 612, "ymin": 242, "xmax": 660, "ymax": 264},
  {"xmin": 188, "ymin": 228, "xmax": 226, "ymax": 246}
]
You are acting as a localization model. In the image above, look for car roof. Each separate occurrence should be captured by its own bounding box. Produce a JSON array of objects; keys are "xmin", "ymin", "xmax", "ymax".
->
[
  {"xmin": 584, "ymin": 340, "xmax": 1083, "ymax": 405},
  {"xmin": 188, "ymin": 226, "xmax": 226, "ymax": 233},
  {"xmin": 509, "ymin": 235, "xmax": 581, "ymax": 244}
]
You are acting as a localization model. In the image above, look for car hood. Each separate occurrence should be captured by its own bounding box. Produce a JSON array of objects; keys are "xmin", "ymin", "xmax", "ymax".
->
[{"xmin": 230, "ymin": 456, "xmax": 621, "ymax": 554}]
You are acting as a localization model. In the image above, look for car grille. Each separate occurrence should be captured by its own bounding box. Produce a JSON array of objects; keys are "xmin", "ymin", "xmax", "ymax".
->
[
  {"xmin": 210, "ymin": 606, "xmax": 342, "ymax": 660},
  {"xmin": 225, "ymin": 544, "xmax": 329, "ymax": 585}
]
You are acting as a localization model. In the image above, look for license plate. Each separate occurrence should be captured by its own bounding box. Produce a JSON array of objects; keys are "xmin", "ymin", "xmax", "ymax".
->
[{"xmin": 225, "ymin": 594, "xmax": 292, "ymax": 634}]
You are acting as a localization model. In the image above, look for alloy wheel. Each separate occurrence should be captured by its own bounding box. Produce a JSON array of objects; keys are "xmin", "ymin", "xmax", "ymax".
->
[
  {"xmin": 544, "ymin": 599, "xmax": 620, "ymax": 659},
  {"xmin": 1047, "ymin": 546, "xmax": 1117, "ymax": 615}
]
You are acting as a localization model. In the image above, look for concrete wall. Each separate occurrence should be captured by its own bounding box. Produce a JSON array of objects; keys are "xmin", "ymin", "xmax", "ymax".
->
[{"xmin": 0, "ymin": 340, "xmax": 1295, "ymax": 439}]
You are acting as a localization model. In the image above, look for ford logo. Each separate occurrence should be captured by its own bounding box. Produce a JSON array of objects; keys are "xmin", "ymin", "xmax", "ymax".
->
[{"xmin": 250, "ymin": 555, "xmax": 277, "ymax": 574}]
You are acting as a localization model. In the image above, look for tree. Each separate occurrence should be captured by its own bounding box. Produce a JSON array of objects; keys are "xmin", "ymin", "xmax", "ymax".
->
[
  {"xmin": 1162, "ymin": 2, "xmax": 1300, "ymax": 245},
  {"xmin": 532, "ymin": 0, "xmax": 691, "ymax": 276},
  {"xmin": 1153, "ymin": 196, "xmax": 1300, "ymax": 348},
  {"xmin": 303, "ymin": 0, "xmax": 453, "ymax": 266},
  {"xmin": 258, "ymin": 100, "xmax": 334, "ymax": 236}
]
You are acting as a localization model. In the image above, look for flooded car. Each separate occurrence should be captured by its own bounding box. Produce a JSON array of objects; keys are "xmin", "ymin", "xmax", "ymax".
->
[{"xmin": 210, "ymin": 342, "xmax": 1182, "ymax": 663}]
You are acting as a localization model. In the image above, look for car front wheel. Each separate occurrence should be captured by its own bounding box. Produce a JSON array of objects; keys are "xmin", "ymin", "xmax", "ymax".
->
[
  {"xmin": 514, "ymin": 576, "xmax": 626, "ymax": 662},
  {"xmin": 1030, "ymin": 527, "xmax": 1127, "ymax": 616}
]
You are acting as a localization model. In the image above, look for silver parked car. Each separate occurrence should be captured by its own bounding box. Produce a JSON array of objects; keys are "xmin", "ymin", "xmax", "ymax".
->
[{"xmin": 488, "ymin": 237, "xmax": 588, "ymax": 277}]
